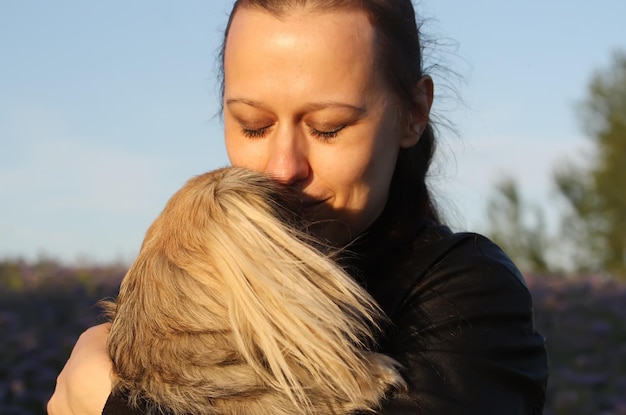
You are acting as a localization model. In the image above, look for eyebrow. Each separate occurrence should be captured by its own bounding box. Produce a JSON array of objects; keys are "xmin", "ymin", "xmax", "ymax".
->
[{"xmin": 226, "ymin": 98, "xmax": 367, "ymax": 115}]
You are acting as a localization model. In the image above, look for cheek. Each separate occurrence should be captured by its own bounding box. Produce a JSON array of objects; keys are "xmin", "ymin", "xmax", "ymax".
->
[
  {"xmin": 224, "ymin": 138, "xmax": 245, "ymax": 167},
  {"xmin": 367, "ymin": 153, "xmax": 397, "ymax": 196},
  {"xmin": 324, "ymin": 144, "xmax": 395, "ymax": 209},
  {"xmin": 224, "ymin": 125, "xmax": 259, "ymax": 169},
  {"xmin": 223, "ymin": 120, "xmax": 238, "ymax": 163},
  {"xmin": 358, "ymin": 128, "xmax": 401, "ymax": 204}
]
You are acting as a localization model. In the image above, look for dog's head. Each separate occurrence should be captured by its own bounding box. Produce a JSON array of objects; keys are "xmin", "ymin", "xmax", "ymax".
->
[{"xmin": 103, "ymin": 167, "xmax": 405, "ymax": 415}]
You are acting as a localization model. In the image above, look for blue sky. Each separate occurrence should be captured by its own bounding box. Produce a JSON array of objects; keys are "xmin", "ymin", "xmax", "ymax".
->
[{"xmin": 1, "ymin": 0, "xmax": 625, "ymax": 263}]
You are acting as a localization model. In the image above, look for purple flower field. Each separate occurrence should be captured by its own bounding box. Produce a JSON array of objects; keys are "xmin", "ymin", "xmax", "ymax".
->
[
  {"xmin": 1, "ymin": 259, "xmax": 625, "ymax": 414},
  {"xmin": 0, "ymin": 259, "xmax": 125, "ymax": 415},
  {"xmin": 525, "ymin": 274, "xmax": 626, "ymax": 415}
]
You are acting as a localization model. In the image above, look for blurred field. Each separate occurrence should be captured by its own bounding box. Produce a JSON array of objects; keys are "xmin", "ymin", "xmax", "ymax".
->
[
  {"xmin": 525, "ymin": 274, "xmax": 626, "ymax": 414},
  {"xmin": 1, "ymin": 259, "xmax": 625, "ymax": 414},
  {"xmin": 0, "ymin": 259, "xmax": 124, "ymax": 415}
]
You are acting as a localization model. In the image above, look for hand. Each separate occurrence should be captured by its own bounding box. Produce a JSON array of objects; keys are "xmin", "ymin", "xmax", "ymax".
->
[{"xmin": 47, "ymin": 323, "xmax": 114, "ymax": 415}]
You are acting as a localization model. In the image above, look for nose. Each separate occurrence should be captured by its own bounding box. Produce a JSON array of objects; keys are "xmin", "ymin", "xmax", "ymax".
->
[{"xmin": 265, "ymin": 129, "xmax": 310, "ymax": 185}]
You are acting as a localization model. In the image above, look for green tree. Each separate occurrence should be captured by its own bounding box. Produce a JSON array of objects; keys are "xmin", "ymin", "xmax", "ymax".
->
[
  {"xmin": 486, "ymin": 178, "xmax": 551, "ymax": 273},
  {"xmin": 555, "ymin": 51, "xmax": 626, "ymax": 277}
]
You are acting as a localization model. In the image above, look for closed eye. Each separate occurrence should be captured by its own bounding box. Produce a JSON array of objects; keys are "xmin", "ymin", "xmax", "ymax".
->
[
  {"xmin": 241, "ymin": 125, "xmax": 271, "ymax": 139},
  {"xmin": 308, "ymin": 125, "xmax": 346, "ymax": 140}
]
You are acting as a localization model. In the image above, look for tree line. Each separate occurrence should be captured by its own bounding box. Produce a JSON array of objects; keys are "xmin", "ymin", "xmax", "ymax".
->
[{"xmin": 486, "ymin": 51, "xmax": 626, "ymax": 278}]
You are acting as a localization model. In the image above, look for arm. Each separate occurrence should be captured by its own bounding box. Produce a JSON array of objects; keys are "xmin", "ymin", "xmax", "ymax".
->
[
  {"xmin": 385, "ymin": 236, "xmax": 548, "ymax": 414},
  {"xmin": 47, "ymin": 323, "xmax": 114, "ymax": 415}
]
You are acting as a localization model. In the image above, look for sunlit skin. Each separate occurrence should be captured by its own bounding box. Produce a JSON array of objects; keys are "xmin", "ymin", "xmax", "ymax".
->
[{"xmin": 223, "ymin": 7, "xmax": 430, "ymax": 243}]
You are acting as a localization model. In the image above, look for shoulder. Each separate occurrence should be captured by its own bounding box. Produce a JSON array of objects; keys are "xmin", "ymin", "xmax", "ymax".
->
[
  {"xmin": 392, "ymin": 225, "xmax": 541, "ymax": 349},
  {"xmin": 380, "ymin": 228, "xmax": 549, "ymax": 414},
  {"xmin": 381, "ymin": 226, "xmax": 548, "ymax": 413},
  {"xmin": 410, "ymin": 225, "xmax": 524, "ymax": 283},
  {"xmin": 377, "ymin": 224, "xmax": 531, "ymax": 318},
  {"xmin": 408, "ymin": 226, "xmax": 530, "ymax": 302},
  {"xmin": 369, "ymin": 222, "xmax": 533, "ymax": 317}
]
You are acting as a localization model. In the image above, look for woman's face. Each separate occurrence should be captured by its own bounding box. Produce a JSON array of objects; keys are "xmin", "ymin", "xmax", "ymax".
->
[{"xmin": 223, "ymin": 7, "xmax": 422, "ymax": 242}]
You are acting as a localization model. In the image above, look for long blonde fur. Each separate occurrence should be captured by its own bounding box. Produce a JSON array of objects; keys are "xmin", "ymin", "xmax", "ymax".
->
[{"xmin": 102, "ymin": 167, "xmax": 405, "ymax": 415}]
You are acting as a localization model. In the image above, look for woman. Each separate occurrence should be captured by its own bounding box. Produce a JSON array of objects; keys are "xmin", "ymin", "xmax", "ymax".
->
[
  {"xmin": 48, "ymin": 0, "xmax": 549, "ymax": 414},
  {"xmin": 101, "ymin": 167, "xmax": 405, "ymax": 415}
]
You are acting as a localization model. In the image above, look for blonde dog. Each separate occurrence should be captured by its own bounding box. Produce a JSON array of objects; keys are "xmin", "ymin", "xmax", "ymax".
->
[{"xmin": 101, "ymin": 167, "xmax": 405, "ymax": 415}]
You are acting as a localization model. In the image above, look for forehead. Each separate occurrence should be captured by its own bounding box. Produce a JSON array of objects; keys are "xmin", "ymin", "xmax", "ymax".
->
[
  {"xmin": 225, "ymin": 6, "xmax": 377, "ymax": 54},
  {"xmin": 223, "ymin": 7, "xmax": 384, "ymax": 99}
]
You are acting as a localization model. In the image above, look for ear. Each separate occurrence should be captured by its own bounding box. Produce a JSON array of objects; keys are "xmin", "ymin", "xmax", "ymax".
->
[{"xmin": 399, "ymin": 75, "xmax": 434, "ymax": 148}]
